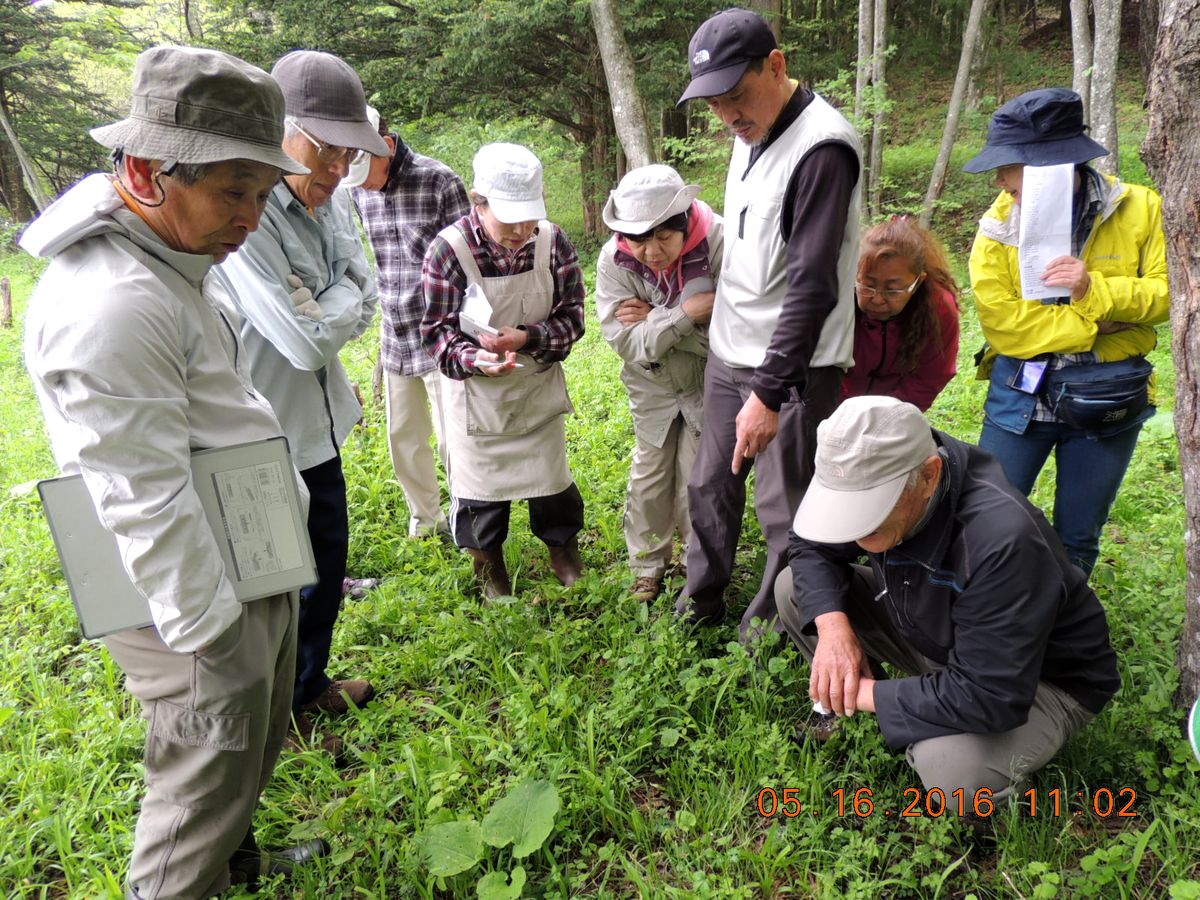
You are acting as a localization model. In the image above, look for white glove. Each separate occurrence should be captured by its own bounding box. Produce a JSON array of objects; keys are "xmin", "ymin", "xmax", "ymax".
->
[{"xmin": 286, "ymin": 274, "xmax": 324, "ymax": 321}]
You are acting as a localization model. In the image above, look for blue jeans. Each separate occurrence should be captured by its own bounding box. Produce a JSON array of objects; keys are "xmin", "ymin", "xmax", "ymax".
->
[{"xmin": 979, "ymin": 417, "xmax": 1143, "ymax": 574}]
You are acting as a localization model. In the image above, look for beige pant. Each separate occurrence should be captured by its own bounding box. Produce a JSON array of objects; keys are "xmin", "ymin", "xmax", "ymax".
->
[
  {"xmin": 106, "ymin": 592, "xmax": 297, "ymax": 899},
  {"xmin": 385, "ymin": 368, "xmax": 447, "ymax": 535},
  {"xmin": 774, "ymin": 568, "xmax": 1093, "ymax": 799},
  {"xmin": 626, "ymin": 414, "xmax": 697, "ymax": 578}
]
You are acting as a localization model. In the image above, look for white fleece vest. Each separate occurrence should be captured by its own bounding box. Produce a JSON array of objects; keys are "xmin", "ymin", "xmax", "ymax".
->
[{"xmin": 710, "ymin": 92, "xmax": 862, "ymax": 371}]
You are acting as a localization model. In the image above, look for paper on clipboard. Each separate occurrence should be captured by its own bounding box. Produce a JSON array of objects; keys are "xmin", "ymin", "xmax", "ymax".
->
[
  {"xmin": 459, "ymin": 283, "xmax": 500, "ymax": 340},
  {"xmin": 1017, "ymin": 163, "xmax": 1073, "ymax": 301},
  {"xmin": 38, "ymin": 437, "xmax": 315, "ymax": 639}
]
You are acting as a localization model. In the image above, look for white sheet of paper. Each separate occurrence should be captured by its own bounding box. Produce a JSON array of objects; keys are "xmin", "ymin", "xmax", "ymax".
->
[
  {"xmin": 1017, "ymin": 163, "xmax": 1074, "ymax": 300},
  {"xmin": 460, "ymin": 283, "xmax": 500, "ymax": 339}
]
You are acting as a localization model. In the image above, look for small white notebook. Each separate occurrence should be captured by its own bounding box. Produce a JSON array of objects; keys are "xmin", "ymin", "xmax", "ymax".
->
[{"xmin": 38, "ymin": 437, "xmax": 315, "ymax": 639}]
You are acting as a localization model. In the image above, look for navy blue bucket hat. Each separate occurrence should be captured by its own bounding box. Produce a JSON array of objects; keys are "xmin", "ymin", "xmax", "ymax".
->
[{"xmin": 963, "ymin": 87, "xmax": 1109, "ymax": 173}]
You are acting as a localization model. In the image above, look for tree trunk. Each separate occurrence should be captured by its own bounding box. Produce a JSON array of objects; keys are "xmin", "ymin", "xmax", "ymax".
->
[
  {"xmin": 921, "ymin": 0, "xmax": 994, "ymax": 227},
  {"xmin": 746, "ymin": 0, "xmax": 784, "ymax": 39},
  {"xmin": 1, "ymin": 278, "xmax": 11, "ymax": 329},
  {"xmin": 1138, "ymin": 0, "xmax": 1162, "ymax": 83},
  {"xmin": 1070, "ymin": 0, "xmax": 1094, "ymax": 113},
  {"xmin": 855, "ymin": 0, "xmax": 874, "ymax": 122},
  {"xmin": 1141, "ymin": 0, "xmax": 1200, "ymax": 707},
  {"xmin": 590, "ymin": 0, "xmax": 656, "ymax": 168},
  {"xmin": 868, "ymin": 0, "xmax": 887, "ymax": 218},
  {"xmin": 578, "ymin": 88, "xmax": 616, "ymax": 238},
  {"xmin": 1089, "ymin": 0, "xmax": 1122, "ymax": 174},
  {"xmin": 0, "ymin": 96, "xmax": 49, "ymax": 214}
]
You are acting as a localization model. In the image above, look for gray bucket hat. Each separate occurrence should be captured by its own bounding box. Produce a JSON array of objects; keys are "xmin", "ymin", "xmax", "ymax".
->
[
  {"xmin": 271, "ymin": 51, "xmax": 389, "ymax": 157},
  {"xmin": 602, "ymin": 165, "xmax": 700, "ymax": 235},
  {"xmin": 90, "ymin": 46, "xmax": 308, "ymax": 175}
]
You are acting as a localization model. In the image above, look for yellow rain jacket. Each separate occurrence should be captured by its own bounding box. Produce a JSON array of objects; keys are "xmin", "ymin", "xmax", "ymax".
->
[{"xmin": 969, "ymin": 174, "xmax": 1169, "ymax": 366}]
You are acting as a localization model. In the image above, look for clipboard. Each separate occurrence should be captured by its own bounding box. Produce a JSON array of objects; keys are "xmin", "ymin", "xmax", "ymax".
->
[{"xmin": 38, "ymin": 436, "xmax": 316, "ymax": 639}]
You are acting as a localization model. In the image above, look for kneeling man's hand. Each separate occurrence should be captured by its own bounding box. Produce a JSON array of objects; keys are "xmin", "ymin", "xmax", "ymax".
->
[{"xmin": 811, "ymin": 611, "xmax": 874, "ymax": 716}]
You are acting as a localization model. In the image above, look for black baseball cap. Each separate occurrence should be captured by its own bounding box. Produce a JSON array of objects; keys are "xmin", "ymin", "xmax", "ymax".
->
[{"xmin": 678, "ymin": 8, "xmax": 778, "ymax": 105}]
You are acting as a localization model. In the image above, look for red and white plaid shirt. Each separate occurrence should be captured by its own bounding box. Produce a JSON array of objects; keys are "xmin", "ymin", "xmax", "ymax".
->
[{"xmin": 421, "ymin": 207, "xmax": 586, "ymax": 380}]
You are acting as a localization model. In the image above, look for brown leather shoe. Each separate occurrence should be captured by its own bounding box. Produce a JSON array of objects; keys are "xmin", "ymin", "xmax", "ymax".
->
[
  {"xmin": 299, "ymin": 679, "xmax": 375, "ymax": 716},
  {"xmin": 548, "ymin": 537, "xmax": 583, "ymax": 586},
  {"xmin": 286, "ymin": 712, "xmax": 345, "ymax": 761},
  {"xmin": 468, "ymin": 548, "xmax": 512, "ymax": 599},
  {"xmin": 630, "ymin": 576, "xmax": 662, "ymax": 602}
]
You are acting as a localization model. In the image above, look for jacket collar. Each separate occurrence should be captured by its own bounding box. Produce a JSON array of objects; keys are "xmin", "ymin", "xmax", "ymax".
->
[{"xmin": 884, "ymin": 430, "xmax": 967, "ymax": 570}]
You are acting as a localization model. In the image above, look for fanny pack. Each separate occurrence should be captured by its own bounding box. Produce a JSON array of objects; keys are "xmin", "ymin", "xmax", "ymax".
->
[{"xmin": 1043, "ymin": 356, "xmax": 1153, "ymax": 431}]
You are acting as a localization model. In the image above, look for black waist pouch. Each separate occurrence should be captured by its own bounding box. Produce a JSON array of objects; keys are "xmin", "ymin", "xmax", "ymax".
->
[{"xmin": 1043, "ymin": 356, "xmax": 1153, "ymax": 431}]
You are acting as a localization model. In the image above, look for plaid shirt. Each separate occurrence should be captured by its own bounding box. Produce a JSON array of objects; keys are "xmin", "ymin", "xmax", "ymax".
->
[
  {"xmin": 421, "ymin": 207, "xmax": 586, "ymax": 380},
  {"xmin": 352, "ymin": 136, "xmax": 470, "ymax": 376}
]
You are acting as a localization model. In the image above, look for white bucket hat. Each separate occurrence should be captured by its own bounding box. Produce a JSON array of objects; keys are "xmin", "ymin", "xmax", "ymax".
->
[
  {"xmin": 602, "ymin": 164, "xmax": 700, "ymax": 235},
  {"xmin": 473, "ymin": 143, "xmax": 546, "ymax": 223},
  {"xmin": 792, "ymin": 396, "xmax": 938, "ymax": 544}
]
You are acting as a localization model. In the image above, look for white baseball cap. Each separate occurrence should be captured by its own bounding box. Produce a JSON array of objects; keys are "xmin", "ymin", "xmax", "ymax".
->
[
  {"xmin": 472, "ymin": 142, "xmax": 546, "ymax": 223},
  {"xmin": 792, "ymin": 396, "xmax": 938, "ymax": 544},
  {"xmin": 342, "ymin": 105, "xmax": 382, "ymax": 189}
]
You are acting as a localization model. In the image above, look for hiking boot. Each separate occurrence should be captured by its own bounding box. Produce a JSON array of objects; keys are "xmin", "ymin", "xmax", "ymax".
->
[
  {"xmin": 341, "ymin": 577, "xmax": 379, "ymax": 600},
  {"xmin": 468, "ymin": 547, "xmax": 512, "ymax": 599},
  {"xmin": 548, "ymin": 537, "xmax": 583, "ymax": 586},
  {"xmin": 229, "ymin": 832, "xmax": 332, "ymax": 887},
  {"xmin": 299, "ymin": 679, "xmax": 375, "ymax": 716},
  {"xmin": 631, "ymin": 576, "xmax": 663, "ymax": 603},
  {"xmin": 286, "ymin": 712, "xmax": 345, "ymax": 761}
]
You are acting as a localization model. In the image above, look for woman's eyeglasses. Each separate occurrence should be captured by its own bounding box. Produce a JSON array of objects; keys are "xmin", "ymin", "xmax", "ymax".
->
[
  {"xmin": 855, "ymin": 274, "xmax": 923, "ymax": 300},
  {"xmin": 287, "ymin": 118, "xmax": 368, "ymax": 167}
]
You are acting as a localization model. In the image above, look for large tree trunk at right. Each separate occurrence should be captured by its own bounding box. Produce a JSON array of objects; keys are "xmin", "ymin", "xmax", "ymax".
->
[
  {"xmin": 1089, "ymin": 0, "xmax": 1122, "ymax": 174},
  {"xmin": 921, "ymin": 0, "xmax": 994, "ymax": 227},
  {"xmin": 590, "ymin": 0, "xmax": 656, "ymax": 168},
  {"xmin": 1141, "ymin": 0, "xmax": 1200, "ymax": 707}
]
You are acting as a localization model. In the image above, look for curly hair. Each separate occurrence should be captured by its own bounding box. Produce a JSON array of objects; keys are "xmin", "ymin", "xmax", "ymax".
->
[{"xmin": 857, "ymin": 216, "xmax": 960, "ymax": 375}]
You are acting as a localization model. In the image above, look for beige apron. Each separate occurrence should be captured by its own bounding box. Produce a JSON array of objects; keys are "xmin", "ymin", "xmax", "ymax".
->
[{"xmin": 439, "ymin": 221, "xmax": 575, "ymax": 502}]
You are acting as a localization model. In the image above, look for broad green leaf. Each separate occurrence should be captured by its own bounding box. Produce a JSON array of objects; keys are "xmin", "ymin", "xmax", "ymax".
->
[
  {"xmin": 420, "ymin": 819, "xmax": 485, "ymax": 877},
  {"xmin": 481, "ymin": 779, "xmax": 560, "ymax": 857},
  {"xmin": 659, "ymin": 727, "xmax": 681, "ymax": 748},
  {"xmin": 477, "ymin": 866, "xmax": 527, "ymax": 900}
]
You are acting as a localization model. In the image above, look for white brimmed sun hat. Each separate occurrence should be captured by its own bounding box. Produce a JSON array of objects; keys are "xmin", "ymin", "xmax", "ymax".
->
[{"xmin": 602, "ymin": 164, "xmax": 700, "ymax": 235}]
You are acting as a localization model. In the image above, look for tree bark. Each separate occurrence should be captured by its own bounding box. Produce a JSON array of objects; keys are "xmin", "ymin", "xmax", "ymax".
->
[
  {"xmin": 1070, "ymin": 0, "xmax": 1093, "ymax": 113},
  {"xmin": 1140, "ymin": 0, "xmax": 1200, "ymax": 707},
  {"xmin": 921, "ymin": 0, "xmax": 994, "ymax": 227},
  {"xmin": 590, "ymin": 0, "xmax": 656, "ymax": 168},
  {"xmin": 1089, "ymin": 0, "xmax": 1122, "ymax": 174},
  {"xmin": 868, "ymin": 0, "xmax": 887, "ymax": 218},
  {"xmin": 746, "ymin": 0, "xmax": 784, "ymax": 40},
  {"xmin": 1138, "ymin": 0, "xmax": 1162, "ymax": 83},
  {"xmin": 855, "ymin": 0, "xmax": 875, "ymax": 122},
  {"xmin": 1, "ymin": 278, "xmax": 11, "ymax": 329},
  {"xmin": 0, "ymin": 96, "xmax": 49, "ymax": 215}
]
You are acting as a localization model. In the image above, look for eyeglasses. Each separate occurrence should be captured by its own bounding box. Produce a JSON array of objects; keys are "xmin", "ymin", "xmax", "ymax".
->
[
  {"xmin": 855, "ymin": 274, "xmax": 923, "ymax": 301},
  {"xmin": 287, "ymin": 118, "xmax": 367, "ymax": 167}
]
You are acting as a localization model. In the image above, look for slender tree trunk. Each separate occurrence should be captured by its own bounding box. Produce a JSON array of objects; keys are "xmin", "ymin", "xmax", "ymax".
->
[
  {"xmin": 1141, "ymin": 0, "xmax": 1200, "ymax": 707},
  {"xmin": 590, "ymin": 0, "xmax": 656, "ymax": 168},
  {"xmin": 0, "ymin": 97, "xmax": 49, "ymax": 214},
  {"xmin": 921, "ymin": 0, "xmax": 994, "ymax": 226},
  {"xmin": 1070, "ymin": 0, "xmax": 1094, "ymax": 112},
  {"xmin": 746, "ymin": 0, "xmax": 784, "ymax": 39},
  {"xmin": 855, "ymin": 0, "xmax": 874, "ymax": 121},
  {"xmin": 1089, "ymin": 0, "xmax": 1122, "ymax": 174},
  {"xmin": 1139, "ymin": 0, "xmax": 1162, "ymax": 83},
  {"xmin": 868, "ymin": 0, "xmax": 887, "ymax": 218}
]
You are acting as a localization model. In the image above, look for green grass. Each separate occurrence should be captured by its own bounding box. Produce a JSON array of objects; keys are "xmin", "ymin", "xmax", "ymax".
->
[{"xmin": 0, "ymin": 39, "xmax": 1195, "ymax": 900}]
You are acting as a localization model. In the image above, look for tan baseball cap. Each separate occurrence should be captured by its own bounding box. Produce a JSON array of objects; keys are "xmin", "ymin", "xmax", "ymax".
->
[{"xmin": 792, "ymin": 396, "xmax": 937, "ymax": 544}]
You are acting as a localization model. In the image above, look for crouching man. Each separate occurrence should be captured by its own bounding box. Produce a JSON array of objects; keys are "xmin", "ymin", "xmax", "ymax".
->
[
  {"xmin": 776, "ymin": 396, "xmax": 1120, "ymax": 815},
  {"xmin": 22, "ymin": 47, "xmax": 327, "ymax": 896}
]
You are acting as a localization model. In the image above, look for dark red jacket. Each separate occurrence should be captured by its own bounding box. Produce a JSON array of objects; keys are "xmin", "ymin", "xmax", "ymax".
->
[{"xmin": 841, "ymin": 284, "xmax": 959, "ymax": 411}]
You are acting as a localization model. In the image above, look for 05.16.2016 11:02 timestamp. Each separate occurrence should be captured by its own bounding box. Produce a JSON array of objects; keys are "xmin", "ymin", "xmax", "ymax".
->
[{"xmin": 755, "ymin": 786, "xmax": 1139, "ymax": 819}]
